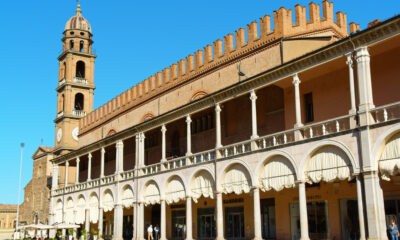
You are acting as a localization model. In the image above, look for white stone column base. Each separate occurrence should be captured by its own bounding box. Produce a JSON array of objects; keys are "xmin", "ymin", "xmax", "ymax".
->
[{"xmin": 216, "ymin": 237, "xmax": 225, "ymax": 240}]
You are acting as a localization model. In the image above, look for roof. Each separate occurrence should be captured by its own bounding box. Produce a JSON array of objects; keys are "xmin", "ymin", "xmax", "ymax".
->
[
  {"xmin": 0, "ymin": 204, "xmax": 18, "ymax": 211},
  {"xmin": 65, "ymin": 5, "xmax": 91, "ymax": 33}
]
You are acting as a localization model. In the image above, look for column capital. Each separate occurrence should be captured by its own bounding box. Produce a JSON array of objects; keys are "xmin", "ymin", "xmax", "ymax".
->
[
  {"xmin": 215, "ymin": 103, "xmax": 222, "ymax": 112},
  {"xmin": 65, "ymin": 161, "xmax": 69, "ymax": 166},
  {"xmin": 76, "ymin": 157, "xmax": 80, "ymax": 163},
  {"xmin": 116, "ymin": 140, "xmax": 124, "ymax": 148},
  {"xmin": 88, "ymin": 152, "xmax": 92, "ymax": 159},
  {"xmin": 249, "ymin": 89, "xmax": 257, "ymax": 101},
  {"xmin": 161, "ymin": 124, "xmax": 167, "ymax": 133},
  {"xmin": 185, "ymin": 115, "xmax": 192, "ymax": 123},
  {"xmin": 101, "ymin": 147, "xmax": 105, "ymax": 154},
  {"xmin": 345, "ymin": 53, "xmax": 353, "ymax": 66},
  {"xmin": 292, "ymin": 73, "xmax": 301, "ymax": 85},
  {"xmin": 355, "ymin": 46, "xmax": 370, "ymax": 59}
]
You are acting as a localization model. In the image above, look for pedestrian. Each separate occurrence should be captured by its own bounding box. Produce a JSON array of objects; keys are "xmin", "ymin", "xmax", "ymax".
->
[
  {"xmin": 154, "ymin": 225, "xmax": 159, "ymax": 240},
  {"xmin": 147, "ymin": 225, "xmax": 154, "ymax": 240},
  {"xmin": 388, "ymin": 217, "xmax": 400, "ymax": 240}
]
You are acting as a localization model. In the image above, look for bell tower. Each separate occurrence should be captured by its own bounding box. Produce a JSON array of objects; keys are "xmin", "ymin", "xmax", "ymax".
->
[{"xmin": 54, "ymin": 4, "xmax": 96, "ymax": 155}]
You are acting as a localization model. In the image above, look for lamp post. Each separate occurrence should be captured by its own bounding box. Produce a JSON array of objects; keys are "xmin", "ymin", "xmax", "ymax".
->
[{"xmin": 15, "ymin": 143, "xmax": 24, "ymax": 239}]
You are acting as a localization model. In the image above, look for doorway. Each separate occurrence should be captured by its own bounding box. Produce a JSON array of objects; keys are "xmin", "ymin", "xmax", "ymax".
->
[
  {"xmin": 197, "ymin": 208, "xmax": 216, "ymax": 239},
  {"xmin": 225, "ymin": 206, "xmax": 245, "ymax": 239},
  {"xmin": 261, "ymin": 198, "xmax": 276, "ymax": 239},
  {"xmin": 171, "ymin": 210, "xmax": 186, "ymax": 240}
]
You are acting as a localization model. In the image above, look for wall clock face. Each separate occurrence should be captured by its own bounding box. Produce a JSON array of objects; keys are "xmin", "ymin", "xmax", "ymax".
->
[
  {"xmin": 72, "ymin": 127, "xmax": 79, "ymax": 141},
  {"xmin": 57, "ymin": 128, "xmax": 63, "ymax": 143}
]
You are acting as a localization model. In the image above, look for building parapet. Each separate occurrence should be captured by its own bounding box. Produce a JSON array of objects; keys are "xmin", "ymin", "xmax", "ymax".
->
[{"xmin": 79, "ymin": 0, "xmax": 349, "ymax": 135}]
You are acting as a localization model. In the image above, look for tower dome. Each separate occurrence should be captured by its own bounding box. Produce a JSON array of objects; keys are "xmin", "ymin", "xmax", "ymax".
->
[{"xmin": 64, "ymin": 5, "xmax": 91, "ymax": 33}]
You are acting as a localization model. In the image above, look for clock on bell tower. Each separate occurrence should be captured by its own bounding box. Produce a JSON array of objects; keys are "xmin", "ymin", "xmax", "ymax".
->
[{"xmin": 54, "ymin": 4, "xmax": 96, "ymax": 155}]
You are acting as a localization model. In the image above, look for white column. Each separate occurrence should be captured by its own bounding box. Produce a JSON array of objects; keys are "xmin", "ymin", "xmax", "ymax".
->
[
  {"xmin": 160, "ymin": 200, "xmax": 166, "ymax": 240},
  {"xmin": 88, "ymin": 153, "xmax": 92, "ymax": 181},
  {"xmin": 161, "ymin": 125, "xmax": 167, "ymax": 162},
  {"xmin": 355, "ymin": 47, "xmax": 374, "ymax": 112},
  {"xmin": 216, "ymin": 192, "xmax": 224, "ymax": 240},
  {"xmin": 293, "ymin": 74, "xmax": 303, "ymax": 128},
  {"xmin": 140, "ymin": 133, "xmax": 146, "ymax": 167},
  {"xmin": 298, "ymin": 182, "xmax": 309, "ymax": 240},
  {"xmin": 132, "ymin": 203, "xmax": 137, "ymax": 240},
  {"xmin": 186, "ymin": 197, "xmax": 193, "ymax": 240},
  {"xmin": 253, "ymin": 188, "xmax": 262, "ymax": 240},
  {"xmin": 100, "ymin": 147, "xmax": 105, "ymax": 178},
  {"xmin": 99, "ymin": 208, "xmax": 104, "ymax": 240},
  {"xmin": 75, "ymin": 158, "xmax": 80, "ymax": 183},
  {"xmin": 113, "ymin": 204, "xmax": 123, "ymax": 240},
  {"xmin": 356, "ymin": 175, "xmax": 366, "ymax": 240},
  {"xmin": 52, "ymin": 165, "xmax": 59, "ymax": 190},
  {"xmin": 346, "ymin": 53, "xmax": 357, "ymax": 114},
  {"xmin": 116, "ymin": 140, "xmax": 124, "ymax": 173},
  {"xmin": 215, "ymin": 104, "xmax": 222, "ymax": 148},
  {"xmin": 139, "ymin": 202, "xmax": 145, "ymax": 240},
  {"xmin": 186, "ymin": 115, "xmax": 192, "ymax": 156},
  {"xmin": 64, "ymin": 161, "xmax": 69, "ymax": 187},
  {"xmin": 250, "ymin": 90, "xmax": 258, "ymax": 139},
  {"xmin": 85, "ymin": 209, "xmax": 90, "ymax": 234},
  {"xmin": 135, "ymin": 135, "xmax": 140, "ymax": 168}
]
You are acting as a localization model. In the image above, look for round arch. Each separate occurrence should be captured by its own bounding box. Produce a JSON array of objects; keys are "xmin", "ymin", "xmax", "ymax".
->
[
  {"xmin": 377, "ymin": 131, "xmax": 400, "ymax": 180},
  {"xmin": 190, "ymin": 168, "xmax": 215, "ymax": 202},
  {"xmin": 165, "ymin": 175, "xmax": 186, "ymax": 204},
  {"xmin": 54, "ymin": 199, "xmax": 63, "ymax": 224},
  {"xmin": 65, "ymin": 197, "xmax": 74, "ymax": 224},
  {"xmin": 219, "ymin": 161, "xmax": 253, "ymax": 195},
  {"xmin": 75, "ymin": 194, "xmax": 86, "ymax": 224},
  {"xmin": 257, "ymin": 152, "xmax": 298, "ymax": 192},
  {"xmin": 372, "ymin": 123, "xmax": 400, "ymax": 173},
  {"xmin": 121, "ymin": 184, "xmax": 134, "ymax": 208},
  {"xmin": 190, "ymin": 90, "xmax": 208, "ymax": 102},
  {"xmin": 89, "ymin": 192, "xmax": 99, "ymax": 223},
  {"xmin": 142, "ymin": 180, "xmax": 161, "ymax": 205},
  {"xmin": 102, "ymin": 189, "xmax": 114, "ymax": 212}
]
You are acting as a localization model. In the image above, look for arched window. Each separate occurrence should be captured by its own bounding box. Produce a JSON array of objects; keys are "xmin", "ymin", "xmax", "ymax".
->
[
  {"xmin": 74, "ymin": 93, "xmax": 84, "ymax": 111},
  {"xmin": 76, "ymin": 61, "xmax": 85, "ymax": 78},
  {"xmin": 70, "ymin": 40, "xmax": 74, "ymax": 51},
  {"xmin": 58, "ymin": 94, "xmax": 65, "ymax": 112},
  {"xmin": 80, "ymin": 41, "xmax": 84, "ymax": 52},
  {"xmin": 63, "ymin": 62, "xmax": 66, "ymax": 79}
]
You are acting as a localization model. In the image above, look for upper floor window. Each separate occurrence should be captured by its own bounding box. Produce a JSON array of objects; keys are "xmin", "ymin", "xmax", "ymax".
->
[
  {"xmin": 76, "ymin": 61, "xmax": 85, "ymax": 78},
  {"xmin": 304, "ymin": 92, "xmax": 314, "ymax": 123},
  {"xmin": 74, "ymin": 93, "xmax": 84, "ymax": 111},
  {"xmin": 80, "ymin": 41, "xmax": 84, "ymax": 52},
  {"xmin": 70, "ymin": 40, "xmax": 74, "ymax": 51}
]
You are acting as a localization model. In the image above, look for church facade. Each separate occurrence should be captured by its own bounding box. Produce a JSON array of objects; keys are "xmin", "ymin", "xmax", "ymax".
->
[{"xmin": 48, "ymin": 1, "xmax": 400, "ymax": 240}]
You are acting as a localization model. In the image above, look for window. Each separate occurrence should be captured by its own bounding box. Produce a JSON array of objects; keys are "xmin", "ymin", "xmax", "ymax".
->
[
  {"xmin": 304, "ymin": 92, "xmax": 314, "ymax": 123},
  {"xmin": 76, "ymin": 61, "xmax": 85, "ymax": 78},
  {"xmin": 79, "ymin": 41, "xmax": 84, "ymax": 52},
  {"xmin": 74, "ymin": 93, "xmax": 84, "ymax": 111},
  {"xmin": 70, "ymin": 40, "xmax": 74, "ymax": 51}
]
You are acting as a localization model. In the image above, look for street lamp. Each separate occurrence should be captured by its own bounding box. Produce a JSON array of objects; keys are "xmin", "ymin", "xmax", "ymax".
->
[{"xmin": 15, "ymin": 143, "xmax": 24, "ymax": 239}]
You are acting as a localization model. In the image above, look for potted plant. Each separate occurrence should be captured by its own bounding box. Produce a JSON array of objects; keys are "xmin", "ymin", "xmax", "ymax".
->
[
  {"xmin": 81, "ymin": 230, "xmax": 86, "ymax": 240},
  {"xmin": 91, "ymin": 229, "xmax": 98, "ymax": 240}
]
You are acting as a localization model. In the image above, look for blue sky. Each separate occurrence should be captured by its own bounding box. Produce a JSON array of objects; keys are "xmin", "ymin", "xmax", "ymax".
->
[{"xmin": 0, "ymin": 0, "xmax": 399, "ymax": 204}]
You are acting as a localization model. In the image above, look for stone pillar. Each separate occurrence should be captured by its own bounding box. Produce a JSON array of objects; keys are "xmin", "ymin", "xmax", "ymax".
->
[
  {"xmin": 161, "ymin": 125, "xmax": 167, "ymax": 162},
  {"xmin": 216, "ymin": 192, "xmax": 224, "ymax": 240},
  {"xmin": 250, "ymin": 90, "xmax": 258, "ymax": 139},
  {"xmin": 113, "ymin": 204, "xmax": 123, "ymax": 240},
  {"xmin": 64, "ymin": 161, "xmax": 69, "ymax": 187},
  {"xmin": 99, "ymin": 208, "xmax": 104, "ymax": 240},
  {"xmin": 298, "ymin": 182, "xmax": 310, "ymax": 240},
  {"xmin": 346, "ymin": 53, "xmax": 357, "ymax": 114},
  {"xmin": 293, "ymin": 74, "xmax": 303, "ymax": 128},
  {"xmin": 88, "ymin": 153, "xmax": 92, "ymax": 181},
  {"xmin": 355, "ymin": 47, "xmax": 374, "ymax": 112},
  {"xmin": 135, "ymin": 135, "xmax": 140, "ymax": 168},
  {"xmin": 139, "ymin": 202, "xmax": 145, "ymax": 240},
  {"xmin": 186, "ymin": 197, "xmax": 193, "ymax": 240},
  {"xmin": 52, "ymin": 165, "xmax": 59, "ymax": 190},
  {"xmin": 85, "ymin": 209, "xmax": 90, "ymax": 235},
  {"xmin": 116, "ymin": 140, "xmax": 124, "ymax": 173},
  {"xmin": 160, "ymin": 200, "xmax": 167, "ymax": 240},
  {"xmin": 253, "ymin": 188, "xmax": 262, "ymax": 240},
  {"xmin": 363, "ymin": 171, "xmax": 387, "ymax": 239},
  {"xmin": 139, "ymin": 133, "xmax": 146, "ymax": 167},
  {"xmin": 215, "ymin": 104, "xmax": 222, "ymax": 149},
  {"xmin": 356, "ymin": 175, "xmax": 366, "ymax": 240},
  {"xmin": 75, "ymin": 157, "xmax": 80, "ymax": 183},
  {"xmin": 186, "ymin": 115, "xmax": 192, "ymax": 156},
  {"xmin": 132, "ymin": 203, "xmax": 137, "ymax": 240},
  {"xmin": 100, "ymin": 147, "xmax": 105, "ymax": 178}
]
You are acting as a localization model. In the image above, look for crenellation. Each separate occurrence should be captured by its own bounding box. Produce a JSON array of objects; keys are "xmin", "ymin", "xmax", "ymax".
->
[
  {"xmin": 247, "ymin": 21, "xmax": 258, "ymax": 43},
  {"xmin": 156, "ymin": 72, "xmax": 162, "ymax": 87},
  {"xmin": 204, "ymin": 45, "xmax": 213, "ymax": 63},
  {"xmin": 224, "ymin": 33, "xmax": 234, "ymax": 54},
  {"xmin": 78, "ymin": 1, "xmax": 353, "ymax": 133},
  {"xmin": 186, "ymin": 54, "xmax": 194, "ymax": 73},
  {"xmin": 259, "ymin": 15, "xmax": 272, "ymax": 36},
  {"xmin": 213, "ymin": 39, "xmax": 223, "ymax": 58},
  {"xmin": 309, "ymin": 2, "xmax": 321, "ymax": 24},
  {"xmin": 195, "ymin": 50, "xmax": 203, "ymax": 69},
  {"xmin": 235, "ymin": 28, "xmax": 245, "ymax": 49},
  {"xmin": 295, "ymin": 4, "xmax": 307, "ymax": 27},
  {"xmin": 322, "ymin": 0, "xmax": 334, "ymax": 22}
]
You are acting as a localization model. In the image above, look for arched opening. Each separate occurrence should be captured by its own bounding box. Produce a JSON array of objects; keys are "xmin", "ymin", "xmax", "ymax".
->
[
  {"xmin": 63, "ymin": 62, "xmax": 66, "ymax": 79},
  {"xmin": 69, "ymin": 40, "xmax": 74, "ymax": 51},
  {"xmin": 74, "ymin": 93, "xmax": 84, "ymax": 111},
  {"xmin": 80, "ymin": 41, "xmax": 84, "ymax": 52},
  {"xmin": 76, "ymin": 61, "xmax": 85, "ymax": 78}
]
